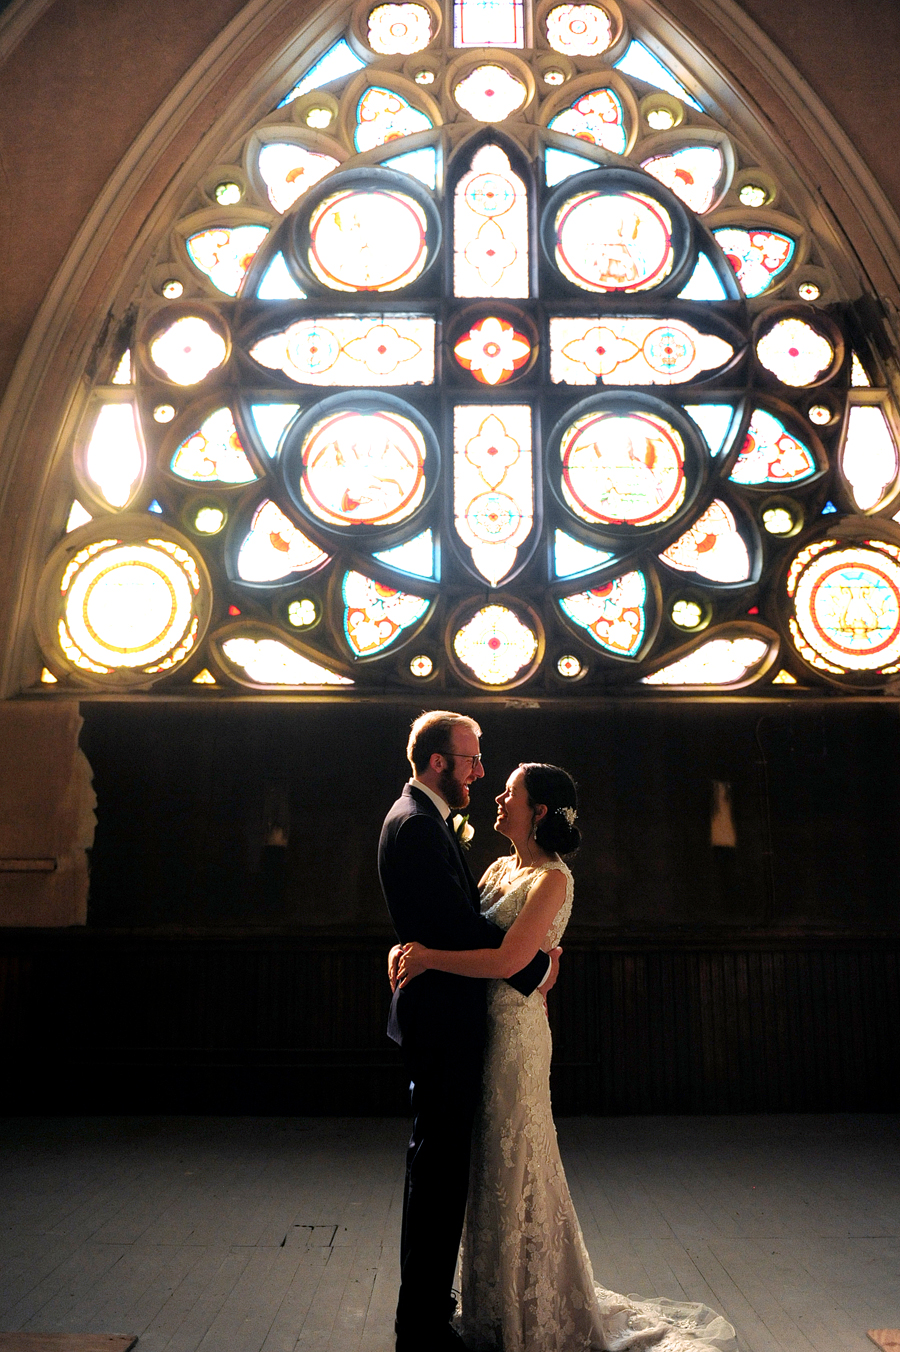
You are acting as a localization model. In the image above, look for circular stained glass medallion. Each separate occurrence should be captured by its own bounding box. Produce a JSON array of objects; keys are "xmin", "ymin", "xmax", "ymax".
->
[
  {"xmin": 44, "ymin": 527, "xmax": 210, "ymax": 682},
  {"xmin": 558, "ymin": 408, "xmax": 688, "ymax": 528},
  {"xmin": 790, "ymin": 542, "xmax": 900, "ymax": 672},
  {"xmin": 452, "ymin": 603, "xmax": 539, "ymax": 686},
  {"xmin": 546, "ymin": 4, "xmax": 614, "ymax": 56},
  {"xmin": 285, "ymin": 400, "xmax": 432, "ymax": 530},
  {"xmin": 367, "ymin": 3, "xmax": 432, "ymax": 54},
  {"xmin": 148, "ymin": 315, "xmax": 228, "ymax": 385},
  {"xmin": 756, "ymin": 317, "xmax": 835, "ymax": 387},
  {"xmin": 553, "ymin": 190, "xmax": 674, "ymax": 293},
  {"xmin": 453, "ymin": 65, "xmax": 528, "ymax": 122},
  {"xmin": 453, "ymin": 316, "xmax": 531, "ymax": 384},
  {"xmin": 301, "ymin": 179, "xmax": 436, "ymax": 293}
]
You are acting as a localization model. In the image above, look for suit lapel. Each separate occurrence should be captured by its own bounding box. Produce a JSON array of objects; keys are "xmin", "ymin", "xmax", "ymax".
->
[{"xmin": 406, "ymin": 785, "xmax": 480, "ymax": 910}]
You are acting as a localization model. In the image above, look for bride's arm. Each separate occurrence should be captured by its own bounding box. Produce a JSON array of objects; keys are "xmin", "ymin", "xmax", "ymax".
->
[{"xmin": 398, "ymin": 869, "xmax": 566, "ymax": 984}]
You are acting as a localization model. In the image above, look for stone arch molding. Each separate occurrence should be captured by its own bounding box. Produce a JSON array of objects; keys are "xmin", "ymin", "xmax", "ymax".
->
[{"xmin": 2, "ymin": 0, "xmax": 900, "ymax": 697}]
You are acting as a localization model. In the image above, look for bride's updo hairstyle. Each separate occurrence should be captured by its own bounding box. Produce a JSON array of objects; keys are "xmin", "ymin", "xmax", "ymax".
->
[{"xmin": 520, "ymin": 763, "xmax": 581, "ymax": 857}]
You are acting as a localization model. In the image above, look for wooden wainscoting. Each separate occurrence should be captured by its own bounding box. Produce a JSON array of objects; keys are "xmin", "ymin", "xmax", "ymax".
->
[{"xmin": 0, "ymin": 930, "xmax": 898, "ymax": 1114}]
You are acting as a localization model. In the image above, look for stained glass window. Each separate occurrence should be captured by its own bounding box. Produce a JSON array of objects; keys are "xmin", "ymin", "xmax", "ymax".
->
[
  {"xmin": 453, "ymin": 144, "xmax": 529, "ymax": 298},
  {"xmin": 35, "ymin": 0, "xmax": 900, "ymax": 697}
]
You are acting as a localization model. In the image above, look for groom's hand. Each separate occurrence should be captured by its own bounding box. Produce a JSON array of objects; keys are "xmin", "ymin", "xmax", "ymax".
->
[
  {"xmin": 538, "ymin": 946, "xmax": 562, "ymax": 1012},
  {"xmin": 388, "ymin": 944, "xmax": 404, "ymax": 992}
]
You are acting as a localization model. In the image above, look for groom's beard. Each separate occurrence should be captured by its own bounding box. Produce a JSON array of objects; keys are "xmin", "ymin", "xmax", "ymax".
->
[{"xmin": 437, "ymin": 765, "xmax": 470, "ymax": 810}]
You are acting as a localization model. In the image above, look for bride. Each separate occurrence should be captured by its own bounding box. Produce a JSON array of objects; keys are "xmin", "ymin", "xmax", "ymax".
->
[{"xmin": 396, "ymin": 763, "xmax": 738, "ymax": 1352}]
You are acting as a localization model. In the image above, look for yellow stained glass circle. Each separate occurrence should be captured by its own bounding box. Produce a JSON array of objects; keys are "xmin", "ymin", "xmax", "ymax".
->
[
  {"xmin": 791, "ymin": 544, "xmax": 900, "ymax": 671},
  {"xmin": 62, "ymin": 540, "xmax": 201, "ymax": 669},
  {"xmin": 307, "ymin": 189, "xmax": 429, "ymax": 292}
]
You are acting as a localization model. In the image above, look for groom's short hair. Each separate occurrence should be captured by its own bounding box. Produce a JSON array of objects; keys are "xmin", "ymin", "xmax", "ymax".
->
[{"xmin": 407, "ymin": 710, "xmax": 482, "ymax": 773}]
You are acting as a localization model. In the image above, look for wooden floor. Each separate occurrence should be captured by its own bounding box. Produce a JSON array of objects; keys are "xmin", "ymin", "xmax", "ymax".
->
[{"xmin": 0, "ymin": 1115, "xmax": 897, "ymax": 1352}]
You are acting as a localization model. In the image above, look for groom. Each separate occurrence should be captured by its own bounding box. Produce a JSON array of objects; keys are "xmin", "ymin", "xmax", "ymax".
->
[{"xmin": 378, "ymin": 710, "xmax": 558, "ymax": 1352}]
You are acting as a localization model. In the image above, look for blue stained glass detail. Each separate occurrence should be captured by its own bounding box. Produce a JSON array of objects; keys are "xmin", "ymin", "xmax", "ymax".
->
[
  {"xmin": 278, "ymin": 40, "xmax": 366, "ymax": 106},
  {"xmin": 614, "ymin": 41, "xmax": 703, "ymax": 111},
  {"xmin": 148, "ymin": 499, "xmax": 164, "ymax": 514},
  {"xmin": 373, "ymin": 529, "xmax": 436, "ymax": 579},
  {"xmin": 677, "ymin": 253, "xmax": 728, "ymax": 301},
  {"xmin": 683, "ymin": 405, "xmax": 736, "ymax": 458},
  {"xmin": 250, "ymin": 404, "xmax": 301, "ymax": 458},
  {"xmin": 544, "ymin": 148, "xmax": 600, "ymax": 187},
  {"xmin": 257, "ymin": 253, "xmax": 306, "ymax": 300},
  {"xmin": 554, "ymin": 530, "xmax": 614, "ymax": 579},
  {"xmin": 822, "ymin": 500, "xmax": 837, "ymax": 514},
  {"xmin": 382, "ymin": 147, "xmax": 438, "ymax": 189}
]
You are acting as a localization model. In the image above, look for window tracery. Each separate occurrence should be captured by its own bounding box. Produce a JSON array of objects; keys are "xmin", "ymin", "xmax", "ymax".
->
[{"xmin": 35, "ymin": 0, "xmax": 900, "ymax": 694}]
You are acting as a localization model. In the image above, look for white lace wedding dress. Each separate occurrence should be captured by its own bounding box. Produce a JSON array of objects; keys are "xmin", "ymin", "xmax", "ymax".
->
[{"xmin": 456, "ymin": 857, "xmax": 738, "ymax": 1352}]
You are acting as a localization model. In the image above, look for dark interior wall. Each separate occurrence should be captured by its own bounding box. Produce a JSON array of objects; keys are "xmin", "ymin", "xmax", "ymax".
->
[{"xmin": 78, "ymin": 698, "xmax": 900, "ymax": 935}]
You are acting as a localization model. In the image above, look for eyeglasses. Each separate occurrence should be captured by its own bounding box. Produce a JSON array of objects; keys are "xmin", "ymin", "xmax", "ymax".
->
[{"xmin": 439, "ymin": 750, "xmax": 483, "ymax": 768}]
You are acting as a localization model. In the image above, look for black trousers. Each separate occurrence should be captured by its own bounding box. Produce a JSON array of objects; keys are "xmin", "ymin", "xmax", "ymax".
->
[{"xmin": 396, "ymin": 1039, "xmax": 484, "ymax": 1338}]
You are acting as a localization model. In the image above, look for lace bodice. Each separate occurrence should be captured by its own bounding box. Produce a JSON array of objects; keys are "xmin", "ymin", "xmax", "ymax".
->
[{"xmin": 479, "ymin": 855, "xmax": 573, "ymax": 950}]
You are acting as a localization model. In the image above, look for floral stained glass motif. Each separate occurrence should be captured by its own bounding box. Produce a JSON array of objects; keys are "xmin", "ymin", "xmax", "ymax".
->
[
  {"xmin": 712, "ymin": 228, "xmax": 794, "ymax": 298},
  {"xmin": 642, "ymin": 636, "xmax": 769, "ymax": 685},
  {"xmin": 559, "ymin": 409, "xmax": 687, "ymax": 527},
  {"xmin": 453, "ymin": 0, "xmax": 525, "ymax": 48},
  {"xmin": 170, "ymin": 409, "xmax": 257, "ymax": 484},
  {"xmin": 221, "ymin": 637, "xmax": 352, "ymax": 684},
  {"xmin": 236, "ymin": 500, "xmax": 329, "ymax": 582},
  {"xmin": 549, "ymin": 317, "xmax": 734, "ymax": 385},
  {"xmin": 249, "ymin": 404, "xmax": 301, "ymax": 459},
  {"xmin": 454, "ymin": 405, "xmax": 533, "ymax": 584},
  {"xmin": 453, "ymin": 66, "xmax": 528, "ymax": 122},
  {"xmin": 660, "ymin": 500, "xmax": 751, "ymax": 584},
  {"xmin": 59, "ymin": 538, "xmax": 202, "ymax": 674},
  {"xmin": 452, "ymin": 604, "xmax": 537, "ymax": 684},
  {"xmin": 354, "ymin": 88, "xmax": 433, "ymax": 153},
  {"xmin": 559, "ymin": 570, "xmax": 647, "ymax": 656},
  {"xmin": 546, "ymin": 5, "xmax": 614, "ymax": 56},
  {"xmin": 307, "ymin": 189, "xmax": 430, "ymax": 292},
  {"xmin": 251, "ymin": 317, "xmax": 435, "ymax": 386},
  {"xmin": 553, "ymin": 530, "xmax": 613, "ymax": 577},
  {"xmin": 547, "ymin": 88, "xmax": 627, "ymax": 155},
  {"xmin": 454, "ymin": 317, "xmax": 531, "ymax": 384},
  {"xmin": 341, "ymin": 571, "xmax": 429, "ymax": 654},
  {"xmin": 788, "ymin": 542, "xmax": 900, "ymax": 671},
  {"xmin": 729, "ymin": 408, "xmax": 817, "ymax": 485},
  {"xmin": 149, "ymin": 317, "xmax": 228, "ymax": 385},
  {"xmin": 454, "ymin": 145, "xmax": 529, "ymax": 298},
  {"xmin": 185, "ymin": 226, "xmax": 270, "ymax": 296},
  {"xmin": 84, "ymin": 403, "xmax": 144, "ymax": 508},
  {"xmin": 641, "ymin": 147, "xmax": 724, "ymax": 215},
  {"xmin": 373, "ymin": 528, "xmax": 435, "ymax": 578},
  {"xmin": 841, "ymin": 406, "xmax": 899, "ymax": 511},
  {"xmin": 367, "ymin": 4, "xmax": 433, "ymax": 54},
  {"xmin": 553, "ymin": 191, "xmax": 674, "ymax": 293},
  {"xmin": 257, "ymin": 145, "xmax": 340, "ymax": 214},
  {"xmin": 297, "ymin": 408, "xmax": 427, "ymax": 527},
  {"xmin": 257, "ymin": 254, "xmax": 306, "ymax": 299},
  {"xmin": 756, "ymin": 318, "xmax": 834, "ymax": 386}
]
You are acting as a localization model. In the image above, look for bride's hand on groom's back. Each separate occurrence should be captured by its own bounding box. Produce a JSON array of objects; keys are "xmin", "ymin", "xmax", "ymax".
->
[{"xmin": 538, "ymin": 946, "xmax": 563, "ymax": 1009}]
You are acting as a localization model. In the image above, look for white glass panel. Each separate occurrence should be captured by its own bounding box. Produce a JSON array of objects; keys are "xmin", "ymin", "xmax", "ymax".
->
[
  {"xmin": 279, "ymin": 40, "xmax": 366, "ymax": 106},
  {"xmin": 453, "ymin": 0, "xmax": 524, "ymax": 47},
  {"xmin": 642, "ymin": 637, "xmax": 769, "ymax": 685},
  {"xmin": 453, "ymin": 64, "xmax": 527, "ymax": 121},
  {"xmin": 614, "ymin": 41, "xmax": 703, "ymax": 111},
  {"xmin": 112, "ymin": 350, "xmax": 132, "ymax": 384},
  {"xmin": 222, "ymin": 637, "xmax": 353, "ymax": 684},
  {"xmin": 842, "ymin": 405, "xmax": 899, "ymax": 511},
  {"xmin": 453, "ymin": 144, "xmax": 529, "ymax": 298},
  {"xmin": 66, "ymin": 501, "xmax": 93, "ymax": 532},
  {"xmin": 249, "ymin": 404, "xmax": 301, "ymax": 458},
  {"xmin": 756, "ymin": 318, "xmax": 833, "ymax": 386},
  {"xmin": 454, "ymin": 404, "xmax": 533, "ymax": 584},
  {"xmin": 545, "ymin": 147, "xmax": 599, "ymax": 186},
  {"xmin": 374, "ymin": 529, "xmax": 436, "ymax": 578},
  {"xmin": 641, "ymin": 146, "xmax": 724, "ymax": 215},
  {"xmin": 683, "ymin": 405, "xmax": 736, "ymax": 457},
  {"xmin": 677, "ymin": 253, "xmax": 728, "ymax": 301},
  {"xmin": 355, "ymin": 87, "xmax": 432, "ymax": 153},
  {"xmin": 383, "ymin": 147, "xmax": 438, "ymax": 189},
  {"xmin": 251, "ymin": 317, "xmax": 435, "ymax": 386},
  {"xmin": 149, "ymin": 317, "xmax": 227, "ymax": 385},
  {"xmin": 851, "ymin": 353, "xmax": 872, "ymax": 388},
  {"xmin": 170, "ymin": 408, "xmax": 257, "ymax": 484},
  {"xmin": 256, "ymin": 253, "xmax": 306, "ymax": 300},
  {"xmin": 553, "ymin": 529, "xmax": 613, "ymax": 577},
  {"xmin": 186, "ymin": 226, "xmax": 270, "ymax": 296},
  {"xmin": 84, "ymin": 403, "xmax": 144, "ymax": 508},
  {"xmin": 549, "ymin": 317, "xmax": 733, "ymax": 385}
]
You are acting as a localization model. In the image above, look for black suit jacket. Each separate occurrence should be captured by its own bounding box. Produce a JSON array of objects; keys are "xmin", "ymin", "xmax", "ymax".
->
[{"xmin": 379, "ymin": 784, "xmax": 548, "ymax": 1050}]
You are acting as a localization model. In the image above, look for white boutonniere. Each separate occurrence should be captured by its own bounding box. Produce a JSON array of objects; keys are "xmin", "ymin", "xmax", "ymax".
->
[{"xmin": 452, "ymin": 813, "xmax": 474, "ymax": 848}]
